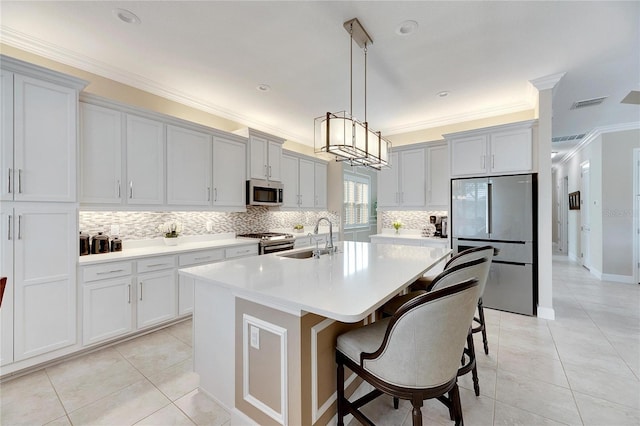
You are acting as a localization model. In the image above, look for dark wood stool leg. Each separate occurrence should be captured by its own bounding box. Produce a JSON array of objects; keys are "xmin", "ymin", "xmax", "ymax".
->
[
  {"xmin": 478, "ymin": 299, "xmax": 489, "ymax": 355},
  {"xmin": 411, "ymin": 395, "xmax": 423, "ymax": 426},
  {"xmin": 337, "ymin": 356, "xmax": 345, "ymax": 426},
  {"xmin": 450, "ymin": 383, "xmax": 464, "ymax": 426},
  {"xmin": 393, "ymin": 397, "xmax": 399, "ymax": 409},
  {"xmin": 467, "ymin": 331, "xmax": 480, "ymax": 396}
]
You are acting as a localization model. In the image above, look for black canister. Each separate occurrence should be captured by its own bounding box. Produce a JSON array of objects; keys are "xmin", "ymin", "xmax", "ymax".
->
[
  {"xmin": 110, "ymin": 236, "xmax": 123, "ymax": 252},
  {"xmin": 91, "ymin": 232, "xmax": 110, "ymax": 254},
  {"xmin": 79, "ymin": 232, "xmax": 90, "ymax": 256}
]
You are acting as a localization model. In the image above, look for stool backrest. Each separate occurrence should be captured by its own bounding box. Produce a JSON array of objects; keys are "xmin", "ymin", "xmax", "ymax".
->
[
  {"xmin": 443, "ymin": 246, "xmax": 494, "ymax": 295},
  {"xmin": 427, "ymin": 256, "xmax": 491, "ymax": 296},
  {"xmin": 361, "ymin": 279, "xmax": 480, "ymax": 388}
]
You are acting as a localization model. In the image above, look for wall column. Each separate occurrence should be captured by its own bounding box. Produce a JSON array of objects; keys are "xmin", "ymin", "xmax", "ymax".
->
[{"xmin": 530, "ymin": 73, "xmax": 565, "ymax": 320}]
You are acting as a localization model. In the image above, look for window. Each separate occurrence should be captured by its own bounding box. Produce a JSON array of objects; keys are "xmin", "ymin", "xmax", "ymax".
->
[{"xmin": 344, "ymin": 173, "xmax": 370, "ymax": 228}]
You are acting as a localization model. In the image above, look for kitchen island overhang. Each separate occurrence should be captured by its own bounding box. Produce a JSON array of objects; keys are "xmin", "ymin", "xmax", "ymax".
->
[{"xmin": 180, "ymin": 241, "xmax": 451, "ymax": 425}]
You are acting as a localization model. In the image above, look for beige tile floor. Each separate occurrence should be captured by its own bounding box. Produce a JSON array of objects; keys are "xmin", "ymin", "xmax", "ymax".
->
[{"xmin": 1, "ymin": 254, "xmax": 639, "ymax": 425}]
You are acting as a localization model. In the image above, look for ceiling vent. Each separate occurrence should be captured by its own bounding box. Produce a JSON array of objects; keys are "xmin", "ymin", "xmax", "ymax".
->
[
  {"xmin": 570, "ymin": 96, "xmax": 607, "ymax": 110},
  {"xmin": 552, "ymin": 133, "xmax": 586, "ymax": 143},
  {"xmin": 621, "ymin": 90, "xmax": 640, "ymax": 105}
]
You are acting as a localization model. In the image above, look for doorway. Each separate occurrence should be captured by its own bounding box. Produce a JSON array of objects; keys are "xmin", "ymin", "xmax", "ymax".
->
[
  {"xmin": 580, "ymin": 161, "xmax": 591, "ymax": 269},
  {"xmin": 634, "ymin": 149, "xmax": 640, "ymax": 284},
  {"xmin": 560, "ymin": 176, "xmax": 569, "ymax": 253}
]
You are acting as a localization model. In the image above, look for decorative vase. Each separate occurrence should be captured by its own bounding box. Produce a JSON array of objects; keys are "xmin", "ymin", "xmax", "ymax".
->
[
  {"xmin": 395, "ymin": 228, "xmax": 400, "ymax": 234},
  {"xmin": 164, "ymin": 237, "xmax": 178, "ymax": 246}
]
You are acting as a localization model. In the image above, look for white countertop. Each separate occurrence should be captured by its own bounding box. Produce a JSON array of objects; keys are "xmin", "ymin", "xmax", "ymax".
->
[
  {"xmin": 78, "ymin": 233, "xmax": 258, "ymax": 265},
  {"xmin": 371, "ymin": 229, "xmax": 449, "ymax": 243},
  {"xmin": 180, "ymin": 241, "xmax": 451, "ymax": 323}
]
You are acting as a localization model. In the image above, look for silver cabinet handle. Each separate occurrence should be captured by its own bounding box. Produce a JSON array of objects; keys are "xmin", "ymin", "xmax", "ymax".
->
[
  {"xmin": 145, "ymin": 263, "xmax": 169, "ymax": 268},
  {"xmin": 207, "ymin": 187, "xmax": 211, "ymax": 202},
  {"xmin": 214, "ymin": 188, "xmax": 218, "ymax": 202},
  {"xmin": 117, "ymin": 180, "xmax": 121, "ymax": 198},
  {"xmin": 127, "ymin": 284, "xmax": 131, "ymax": 304},
  {"xmin": 139, "ymin": 282, "xmax": 143, "ymax": 300},
  {"xmin": 17, "ymin": 215, "xmax": 22, "ymax": 239},
  {"xmin": 129, "ymin": 181, "xmax": 133, "ymax": 199},
  {"xmin": 481, "ymin": 155, "xmax": 486, "ymax": 170},
  {"xmin": 97, "ymin": 269, "xmax": 125, "ymax": 275},
  {"xmin": 194, "ymin": 256, "xmax": 211, "ymax": 261},
  {"xmin": 18, "ymin": 169, "xmax": 22, "ymax": 193},
  {"xmin": 264, "ymin": 164, "xmax": 268, "ymax": 178},
  {"xmin": 8, "ymin": 168, "xmax": 11, "ymax": 194},
  {"xmin": 7, "ymin": 215, "xmax": 11, "ymax": 240},
  {"xmin": 492, "ymin": 154, "xmax": 495, "ymax": 169},
  {"xmin": 268, "ymin": 165, "xmax": 272, "ymax": 178}
]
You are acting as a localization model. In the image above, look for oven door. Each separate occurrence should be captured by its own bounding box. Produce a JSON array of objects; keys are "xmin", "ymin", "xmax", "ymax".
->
[{"xmin": 262, "ymin": 242, "xmax": 294, "ymax": 255}]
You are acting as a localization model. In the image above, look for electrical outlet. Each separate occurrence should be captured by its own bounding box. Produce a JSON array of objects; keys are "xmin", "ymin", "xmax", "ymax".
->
[
  {"xmin": 250, "ymin": 325, "xmax": 260, "ymax": 349},
  {"xmin": 110, "ymin": 225, "xmax": 120, "ymax": 235},
  {"xmin": 206, "ymin": 221, "xmax": 213, "ymax": 232}
]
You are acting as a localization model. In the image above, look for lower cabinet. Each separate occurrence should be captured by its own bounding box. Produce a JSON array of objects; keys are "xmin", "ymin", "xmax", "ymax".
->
[
  {"xmin": 137, "ymin": 269, "xmax": 177, "ymax": 329},
  {"xmin": 83, "ymin": 277, "xmax": 133, "ymax": 346}
]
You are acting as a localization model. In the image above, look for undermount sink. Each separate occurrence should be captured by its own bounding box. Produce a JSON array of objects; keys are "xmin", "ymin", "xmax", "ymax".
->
[{"xmin": 278, "ymin": 248, "xmax": 335, "ymax": 259}]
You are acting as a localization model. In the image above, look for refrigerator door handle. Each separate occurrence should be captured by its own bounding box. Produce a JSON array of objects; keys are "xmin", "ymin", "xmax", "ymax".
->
[{"xmin": 487, "ymin": 182, "xmax": 493, "ymax": 236}]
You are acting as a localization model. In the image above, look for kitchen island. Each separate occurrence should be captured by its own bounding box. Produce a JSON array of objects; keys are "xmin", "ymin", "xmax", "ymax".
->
[{"xmin": 180, "ymin": 241, "xmax": 450, "ymax": 425}]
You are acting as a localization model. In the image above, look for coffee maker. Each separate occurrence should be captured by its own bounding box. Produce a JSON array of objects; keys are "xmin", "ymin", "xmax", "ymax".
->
[{"xmin": 429, "ymin": 215, "xmax": 442, "ymax": 237}]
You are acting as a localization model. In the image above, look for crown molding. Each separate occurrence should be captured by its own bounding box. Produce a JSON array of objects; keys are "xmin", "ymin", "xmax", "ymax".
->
[
  {"xmin": 557, "ymin": 121, "xmax": 640, "ymax": 165},
  {"xmin": 0, "ymin": 26, "xmax": 308, "ymax": 144},
  {"xmin": 529, "ymin": 72, "xmax": 566, "ymax": 91}
]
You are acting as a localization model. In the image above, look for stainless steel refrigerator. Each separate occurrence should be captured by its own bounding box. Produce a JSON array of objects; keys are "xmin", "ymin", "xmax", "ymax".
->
[{"xmin": 451, "ymin": 174, "xmax": 537, "ymax": 315}]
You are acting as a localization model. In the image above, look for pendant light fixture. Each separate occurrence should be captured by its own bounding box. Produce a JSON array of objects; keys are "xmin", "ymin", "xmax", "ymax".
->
[{"xmin": 314, "ymin": 18, "xmax": 391, "ymax": 170}]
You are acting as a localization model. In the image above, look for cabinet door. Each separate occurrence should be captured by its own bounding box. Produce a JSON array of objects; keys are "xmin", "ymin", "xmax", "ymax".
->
[
  {"xmin": 377, "ymin": 152, "xmax": 399, "ymax": 207},
  {"xmin": 13, "ymin": 204, "xmax": 77, "ymax": 361},
  {"xmin": 178, "ymin": 275, "xmax": 194, "ymax": 316},
  {"xmin": 167, "ymin": 125, "xmax": 212, "ymax": 206},
  {"xmin": 314, "ymin": 162, "xmax": 327, "ymax": 209},
  {"xmin": 399, "ymin": 149, "xmax": 426, "ymax": 207},
  {"xmin": 1, "ymin": 70, "xmax": 13, "ymax": 202},
  {"xmin": 213, "ymin": 136, "xmax": 246, "ymax": 207},
  {"xmin": 83, "ymin": 277, "xmax": 133, "ymax": 345},
  {"xmin": 248, "ymin": 136, "xmax": 268, "ymax": 180},
  {"xmin": 13, "ymin": 75, "xmax": 77, "ymax": 202},
  {"xmin": 80, "ymin": 103, "xmax": 123, "ymax": 204},
  {"xmin": 0, "ymin": 206, "xmax": 14, "ymax": 365},
  {"xmin": 281, "ymin": 154, "xmax": 299, "ymax": 208},
  {"xmin": 427, "ymin": 144, "xmax": 449, "ymax": 209},
  {"xmin": 450, "ymin": 135, "xmax": 487, "ymax": 177},
  {"xmin": 298, "ymin": 158, "xmax": 315, "ymax": 209},
  {"xmin": 126, "ymin": 114, "xmax": 164, "ymax": 205},
  {"xmin": 137, "ymin": 270, "xmax": 177, "ymax": 329},
  {"xmin": 267, "ymin": 141, "xmax": 282, "ymax": 181},
  {"xmin": 489, "ymin": 128, "xmax": 532, "ymax": 174}
]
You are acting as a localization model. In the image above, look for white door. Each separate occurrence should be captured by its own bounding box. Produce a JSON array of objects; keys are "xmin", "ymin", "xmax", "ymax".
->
[
  {"xmin": 166, "ymin": 125, "xmax": 212, "ymax": 206},
  {"xmin": 634, "ymin": 149, "xmax": 640, "ymax": 283},
  {"xmin": 281, "ymin": 154, "xmax": 300, "ymax": 208},
  {"xmin": 13, "ymin": 203, "xmax": 77, "ymax": 361},
  {"xmin": 249, "ymin": 136, "xmax": 268, "ymax": 180},
  {"xmin": 1, "ymin": 70, "xmax": 14, "ymax": 202},
  {"xmin": 314, "ymin": 162, "xmax": 327, "ymax": 209},
  {"xmin": 80, "ymin": 103, "xmax": 123, "ymax": 204},
  {"xmin": 213, "ymin": 136, "xmax": 246, "ymax": 207},
  {"xmin": 450, "ymin": 135, "xmax": 487, "ymax": 177},
  {"xmin": 14, "ymin": 75, "xmax": 77, "ymax": 202},
  {"xmin": 0, "ymin": 205, "xmax": 14, "ymax": 365},
  {"xmin": 267, "ymin": 141, "xmax": 282, "ymax": 182},
  {"xmin": 489, "ymin": 128, "xmax": 532, "ymax": 174},
  {"xmin": 83, "ymin": 277, "xmax": 133, "ymax": 345},
  {"xmin": 377, "ymin": 152, "xmax": 399, "ymax": 207},
  {"xmin": 426, "ymin": 144, "xmax": 449, "ymax": 209},
  {"xmin": 126, "ymin": 114, "xmax": 164, "ymax": 205},
  {"xmin": 580, "ymin": 162, "xmax": 591, "ymax": 269},
  {"xmin": 137, "ymin": 270, "xmax": 177, "ymax": 329},
  {"xmin": 298, "ymin": 158, "xmax": 315, "ymax": 209},
  {"xmin": 560, "ymin": 176, "xmax": 569, "ymax": 253},
  {"xmin": 399, "ymin": 148, "xmax": 426, "ymax": 207}
]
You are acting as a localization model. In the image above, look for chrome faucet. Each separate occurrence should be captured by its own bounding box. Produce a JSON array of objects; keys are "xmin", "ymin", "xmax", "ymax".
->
[{"xmin": 313, "ymin": 217, "xmax": 335, "ymax": 251}]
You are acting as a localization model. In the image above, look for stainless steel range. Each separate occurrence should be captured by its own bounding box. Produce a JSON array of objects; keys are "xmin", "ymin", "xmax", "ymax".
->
[{"xmin": 237, "ymin": 232, "xmax": 295, "ymax": 255}]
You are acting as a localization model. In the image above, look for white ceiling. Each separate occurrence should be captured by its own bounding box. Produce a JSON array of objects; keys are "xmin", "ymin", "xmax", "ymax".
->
[{"xmin": 1, "ymin": 1, "xmax": 639, "ymax": 162}]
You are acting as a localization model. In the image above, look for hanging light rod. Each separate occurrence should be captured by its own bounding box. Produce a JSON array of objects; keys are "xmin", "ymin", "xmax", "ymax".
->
[{"xmin": 314, "ymin": 17, "xmax": 391, "ymax": 171}]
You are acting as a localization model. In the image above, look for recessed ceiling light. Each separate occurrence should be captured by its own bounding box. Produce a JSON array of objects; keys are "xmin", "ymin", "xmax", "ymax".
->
[
  {"xmin": 113, "ymin": 8, "xmax": 141, "ymax": 25},
  {"xmin": 437, "ymin": 91, "xmax": 450, "ymax": 98},
  {"xmin": 256, "ymin": 84, "xmax": 271, "ymax": 92},
  {"xmin": 396, "ymin": 20, "xmax": 418, "ymax": 36}
]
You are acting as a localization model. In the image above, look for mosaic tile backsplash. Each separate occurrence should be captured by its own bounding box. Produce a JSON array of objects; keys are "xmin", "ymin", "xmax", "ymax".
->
[
  {"xmin": 80, "ymin": 207, "xmax": 341, "ymax": 240},
  {"xmin": 380, "ymin": 210, "xmax": 448, "ymax": 230}
]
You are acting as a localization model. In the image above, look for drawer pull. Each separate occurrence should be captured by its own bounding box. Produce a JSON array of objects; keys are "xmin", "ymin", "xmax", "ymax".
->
[
  {"xmin": 145, "ymin": 263, "xmax": 169, "ymax": 268},
  {"xmin": 139, "ymin": 282, "xmax": 143, "ymax": 300},
  {"xmin": 127, "ymin": 284, "xmax": 131, "ymax": 303},
  {"xmin": 97, "ymin": 269, "xmax": 125, "ymax": 275},
  {"xmin": 194, "ymin": 256, "xmax": 211, "ymax": 261}
]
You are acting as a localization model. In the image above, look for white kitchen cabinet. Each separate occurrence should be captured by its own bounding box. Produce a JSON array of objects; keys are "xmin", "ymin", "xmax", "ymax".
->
[
  {"xmin": 126, "ymin": 114, "xmax": 165, "ymax": 205},
  {"xmin": 378, "ymin": 148, "xmax": 426, "ymax": 208},
  {"xmin": 281, "ymin": 151, "xmax": 328, "ymax": 210},
  {"xmin": 426, "ymin": 142, "xmax": 449, "ymax": 209},
  {"xmin": 281, "ymin": 154, "xmax": 300, "ymax": 208},
  {"xmin": 314, "ymin": 162, "xmax": 327, "ymax": 209},
  {"xmin": 298, "ymin": 158, "xmax": 315, "ymax": 209},
  {"xmin": 7, "ymin": 203, "xmax": 77, "ymax": 361},
  {"xmin": 447, "ymin": 120, "xmax": 535, "ymax": 177},
  {"xmin": 243, "ymin": 129, "xmax": 284, "ymax": 182},
  {"xmin": 178, "ymin": 249, "xmax": 224, "ymax": 315},
  {"xmin": 137, "ymin": 269, "xmax": 177, "ymax": 329},
  {"xmin": 167, "ymin": 125, "xmax": 212, "ymax": 206},
  {"xmin": 212, "ymin": 136, "xmax": 246, "ymax": 208},
  {"xmin": 1, "ymin": 65, "xmax": 84, "ymax": 202},
  {"xmin": 82, "ymin": 276, "xmax": 133, "ymax": 346},
  {"xmin": 0, "ymin": 207, "xmax": 14, "ymax": 366},
  {"xmin": 80, "ymin": 103, "xmax": 123, "ymax": 204}
]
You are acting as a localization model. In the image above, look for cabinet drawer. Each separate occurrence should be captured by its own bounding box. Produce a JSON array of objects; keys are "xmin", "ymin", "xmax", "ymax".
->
[
  {"xmin": 179, "ymin": 249, "xmax": 224, "ymax": 266},
  {"xmin": 137, "ymin": 256, "xmax": 175, "ymax": 273},
  {"xmin": 83, "ymin": 262, "xmax": 132, "ymax": 283},
  {"xmin": 225, "ymin": 244, "xmax": 258, "ymax": 259}
]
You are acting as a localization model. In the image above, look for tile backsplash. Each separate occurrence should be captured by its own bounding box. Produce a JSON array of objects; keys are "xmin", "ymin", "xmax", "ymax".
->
[
  {"xmin": 80, "ymin": 207, "xmax": 340, "ymax": 240},
  {"xmin": 380, "ymin": 210, "xmax": 448, "ymax": 230}
]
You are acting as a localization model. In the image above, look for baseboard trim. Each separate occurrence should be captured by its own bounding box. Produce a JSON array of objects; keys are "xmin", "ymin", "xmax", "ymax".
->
[
  {"xmin": 231, "ymin": 408, "xmax": 259, "ymax": 426},
  {"xmin": 601, "ymin": 273, "xmax": 635, "ymax": 284},
  {"xmin": 537, "ymin": 306, "xmax": 556, "ymax": 320}
]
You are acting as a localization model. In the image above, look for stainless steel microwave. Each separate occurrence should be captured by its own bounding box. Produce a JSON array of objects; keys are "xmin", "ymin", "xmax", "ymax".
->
[{"xmin": 246, "ymin": 179, "xmax": 283, "ymax": 206}]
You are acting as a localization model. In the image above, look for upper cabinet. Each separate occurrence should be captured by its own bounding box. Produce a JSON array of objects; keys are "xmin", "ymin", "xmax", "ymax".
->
[
  {"xmin": 1, "ymin": 57, "xmax": 86, "ymax": 202},
  {"xmin": 281, "ymin": 151, "xmax": 328, "ymax": 210},
  {"xmin": 80, "ymin": 95, "xmax": 246, "ymax": 211},
  {"xmin": 426, "ymin": 142, "xmax": 449, "ymax": 210},
  {"xmin": 447, "ymin": 120, "xmax": 536, "ymax": 177},
  {"xmin": 238, "ymin": 128, "xmax": 284, "ymax": 182},
  {"xmin": 378, "ymin": 148, "xmax": 426, "ymax": 209}
]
